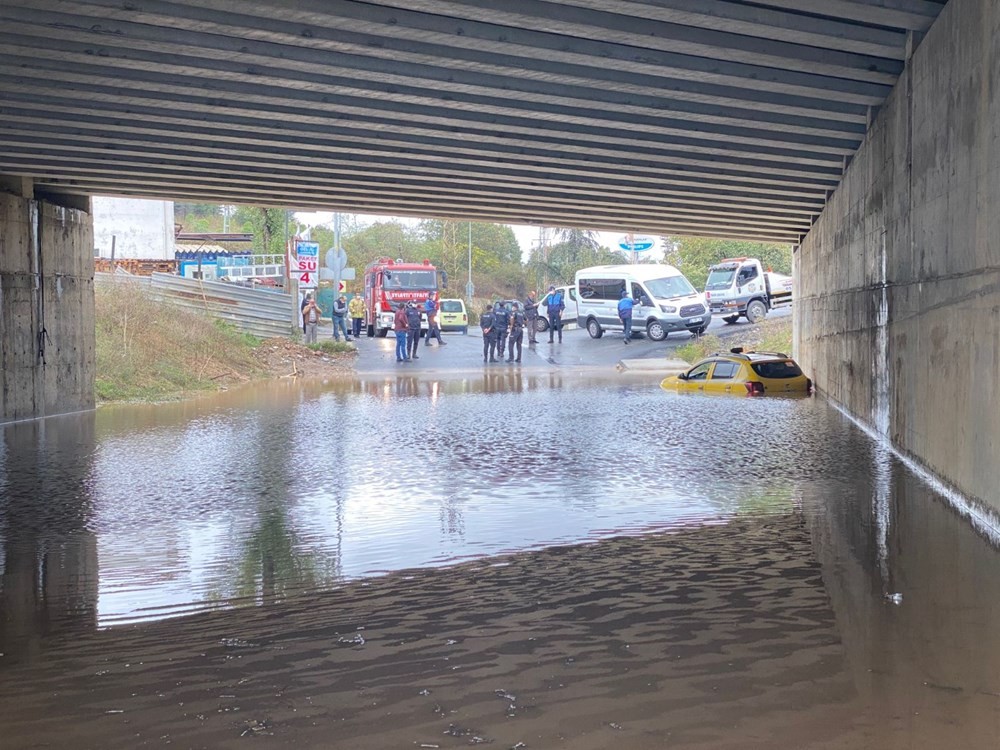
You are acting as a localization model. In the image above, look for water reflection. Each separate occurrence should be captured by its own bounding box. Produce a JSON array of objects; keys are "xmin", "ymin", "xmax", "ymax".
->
[
  {"xmin": 0, "ymin": 417, "xmax": 98, "ymax": 659},
  {"xmin": 1, "ymin": 375, "xmax": 1000, "ymax": 747}
]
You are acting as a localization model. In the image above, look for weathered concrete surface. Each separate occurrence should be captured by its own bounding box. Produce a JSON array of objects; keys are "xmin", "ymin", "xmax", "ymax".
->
[
  {"xmin": 795, "ymin": 0, "xmax": 1000, "ymax": 509},
  {"xmin": 0, "ymin": 191, "xmax": 95, "ymax": 422}
]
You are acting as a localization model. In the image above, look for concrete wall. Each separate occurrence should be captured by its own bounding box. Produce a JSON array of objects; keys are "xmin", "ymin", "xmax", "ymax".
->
[
  {"xmin": 0, "ymin": 191, "xmax": 95, "ymax": 422},
  {"xmin": 795, "ymin": 0, "xmax": 1000, "ymax": 509},
  {"xmin": 92, "ymin": 197, "xmax": 175, "ymax": 260}
]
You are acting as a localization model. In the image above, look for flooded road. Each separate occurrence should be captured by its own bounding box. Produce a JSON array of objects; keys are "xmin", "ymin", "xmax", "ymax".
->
[{"xmin": 2, "ymin": 374, "xmax": 999, "ymax": 748}]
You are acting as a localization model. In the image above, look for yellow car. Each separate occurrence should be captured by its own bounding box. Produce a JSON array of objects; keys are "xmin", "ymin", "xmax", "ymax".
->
[
  {"xmin": 661, "ymin": 349, "xmax": 812, "ymax": 396},
  {"xmin": 438, "ymin": 298, "xmax": 468, "ymax": 334}
]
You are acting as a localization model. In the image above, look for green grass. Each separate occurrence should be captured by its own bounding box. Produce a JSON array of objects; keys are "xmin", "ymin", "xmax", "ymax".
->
[
  {"xmin": 307, "ymin": 340, "xmax": 356, "ymax": 355},
  {"xmin": 95, "ymin": 282, "xmax": 267, "ymax": 402},
  {"xmin": 674, "ymin": 316, "xmax": 793, "ymax": 364}
]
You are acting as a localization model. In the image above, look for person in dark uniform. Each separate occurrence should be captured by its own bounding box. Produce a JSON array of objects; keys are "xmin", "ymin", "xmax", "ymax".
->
[
  {"xmin": 405, "ymin": 301, "xmax": 422, "ymax": 359},
  {"xmin": 543, "ymin": 285, "xmax": 564, "ymax": 343},
  {"xmin": 506, "ymin": 301, "xmax": 525, "ymax": 363},
  {"xmin": 523, "ymin": 290, "xmax": 539, "ymax": 345},
  {"xmin": 480, "ymin": 302, "xmax": 497, "ymax": 363},
  {"xmin": 493, "ymin": 300, "xmax": 509, "ymax": 358}
]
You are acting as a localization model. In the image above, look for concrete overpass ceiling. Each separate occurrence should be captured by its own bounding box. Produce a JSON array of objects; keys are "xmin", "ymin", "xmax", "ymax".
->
[{"xmin": 0, "ymin": 0, "xmax": 949, "ymax": 243}]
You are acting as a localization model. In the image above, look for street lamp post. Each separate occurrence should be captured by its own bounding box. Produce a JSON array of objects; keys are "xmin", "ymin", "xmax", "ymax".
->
[{"xmin": 466, "ymin": 221, "xmax": 474, "ymax": 300}]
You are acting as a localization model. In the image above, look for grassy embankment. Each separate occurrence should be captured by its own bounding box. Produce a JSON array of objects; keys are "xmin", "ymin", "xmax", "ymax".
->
[
  {"xmin": 95, "ymin": 282, "xmax": 266, "ymax": 401},
  {"xmin": 96, "ymin": 284, "xmax": 357, "ymax": 402},
  {"xmin": 674, "ymin": 315, "xmax": 793, "ymax": 364}
]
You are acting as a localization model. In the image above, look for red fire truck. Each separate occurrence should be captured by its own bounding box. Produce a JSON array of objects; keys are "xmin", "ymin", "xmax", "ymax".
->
[{"xmin": 363, "ymin": 257, "xmax": 447, "ymax": 337}]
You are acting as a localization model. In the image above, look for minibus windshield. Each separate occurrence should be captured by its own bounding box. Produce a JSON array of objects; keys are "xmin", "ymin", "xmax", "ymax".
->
[{"xmin": 645, "ymin": 275, "xmax": 696, "ymax": 299}]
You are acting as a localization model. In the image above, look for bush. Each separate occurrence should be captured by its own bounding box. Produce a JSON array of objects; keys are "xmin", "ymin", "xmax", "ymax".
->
[
  {"xmin": 674, "ymin": 317, "xmax": 793, "ymax": 364},
  {"xmin": 307, "ymin": 340, "xmax": 355, "ymax": 354}
]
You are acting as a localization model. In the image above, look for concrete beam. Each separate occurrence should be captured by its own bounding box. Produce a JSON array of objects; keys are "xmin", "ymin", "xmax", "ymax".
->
[
  {"xmin": 0, "ymin": 174, "xmax": 33, "ymax": 199},
  {"xmin": 0, "ymin": 109, "xmax": 846, "ymax": 183}
]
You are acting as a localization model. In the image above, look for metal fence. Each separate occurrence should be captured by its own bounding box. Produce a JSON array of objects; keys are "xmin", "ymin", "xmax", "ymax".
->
[{"xmin": 96, "ymin": 271, "xmax": 294, "ymax": 339}]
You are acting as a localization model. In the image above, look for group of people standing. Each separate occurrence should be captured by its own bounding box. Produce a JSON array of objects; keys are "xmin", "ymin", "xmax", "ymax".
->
[
  {"xmin": 479, "ymin": 286, "xmax": 566, "ymax": 363},
  {"xmin": 392, "ymin": 293, "xmax": 447, "ymax": 363},
  {"xmin": 300, "ymin": 292, "xmax": 368, "ymax": 344}
]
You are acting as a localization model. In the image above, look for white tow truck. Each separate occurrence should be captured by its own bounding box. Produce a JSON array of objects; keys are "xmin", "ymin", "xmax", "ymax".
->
[{"xmin": 703, "ymin": 257, "xmax": 793, "ymax": 324}]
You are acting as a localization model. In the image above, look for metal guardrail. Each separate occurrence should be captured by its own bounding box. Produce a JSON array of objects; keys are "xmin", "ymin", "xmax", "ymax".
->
[{"xmin": 96, "ymin": 271, "xmax": 294, "ymax": 339}]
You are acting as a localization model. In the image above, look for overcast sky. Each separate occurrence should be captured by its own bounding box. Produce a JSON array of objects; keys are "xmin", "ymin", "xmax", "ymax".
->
[{"xmin": 295, "ymin": 211, "xmax": 664, "ymax": 262}]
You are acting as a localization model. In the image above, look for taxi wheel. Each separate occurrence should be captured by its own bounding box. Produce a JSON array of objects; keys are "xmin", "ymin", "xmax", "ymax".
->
[{"xmin": 746, "ymin": 300, "xmax": 767, "ymax": 324}]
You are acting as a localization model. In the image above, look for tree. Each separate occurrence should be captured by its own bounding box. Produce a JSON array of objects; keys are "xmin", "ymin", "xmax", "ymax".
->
[
  {"xmin": 662, "ymin": 235, "xmax": 793, "ymax": 290},
  {"xmin": 554, "ymin": 227, "xmax": 600, "ymax": 266},
  {"xmin": 232, "ymin": 206, "xmax": 289, "ymax": 255}
]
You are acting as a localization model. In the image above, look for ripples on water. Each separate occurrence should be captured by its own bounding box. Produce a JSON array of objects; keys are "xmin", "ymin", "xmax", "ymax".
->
[
  {"xmin": 2, "ymin": 375, "xmax": 847, "ymax": 627},
  {"xmin": 2, "ymin": 374, "xmax": 1000, "ymax": 748}
]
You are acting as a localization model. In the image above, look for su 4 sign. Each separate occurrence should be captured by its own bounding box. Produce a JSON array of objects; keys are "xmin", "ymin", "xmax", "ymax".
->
[{"xmin": 293, "ymin": 240, "xmax": 319, "ymax": 288}]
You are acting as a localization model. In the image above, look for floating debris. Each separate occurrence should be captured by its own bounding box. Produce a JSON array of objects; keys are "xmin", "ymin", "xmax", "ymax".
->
[
  {"xmin": 444, "ymin": 724, "xmax": 472, "ymax": 737},
  {"xmin": 468, "ymin": 736, "xmax": 493, "ymax": 745},
  {"xmin": 220, "ymin": 638, "xmax": 257, "ymax": 649},
  {"xmin": 494, "ymin": 689, "xmax": 516, "ymax": 702},
  {"xmin": 417, "ymin": 744, "xmax": 440, "ymax": 749},
  {"xmin": 338, "ymin": 633, "xmax": 366, "ymax": 646},
  {"xmin": 239, "ymin": 719, "xmax": 272, "ymax": 737},
  {"xmin": 609, "ymin": 722, "xmax": 623, "ymax": 730},
  {"xmin": 886, "ymin": 592, "xmax": 903, "ymax": 605},
  {"xmin": 419, "ymin": 689, "xmax": 432, "ymax": 696}
]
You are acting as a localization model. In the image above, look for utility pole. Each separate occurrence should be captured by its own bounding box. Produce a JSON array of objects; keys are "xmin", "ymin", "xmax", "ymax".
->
[{"xmin": 466, "ymin": 221, "xmax": 474, "ymax": 301}]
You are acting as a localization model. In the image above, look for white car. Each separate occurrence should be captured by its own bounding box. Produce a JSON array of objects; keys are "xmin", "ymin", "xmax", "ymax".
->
[{"xmin": 534, "ymin": 286, "xmax": 579, "ymax": 332}]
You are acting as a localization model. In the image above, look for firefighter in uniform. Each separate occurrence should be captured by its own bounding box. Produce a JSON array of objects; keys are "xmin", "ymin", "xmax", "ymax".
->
[
  {"xmin": 480, "ymin": 303, "xmax": 497, "ymax": 363},
  {"xmin": 507, "ymin": 301, "xmax": 525, "ymax": 363}
]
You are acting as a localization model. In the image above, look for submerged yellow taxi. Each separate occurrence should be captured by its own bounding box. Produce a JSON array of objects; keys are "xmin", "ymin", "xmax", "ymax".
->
[{"xmin": 661, "ymin": 348, "xmax": 812, "ymax": 396}]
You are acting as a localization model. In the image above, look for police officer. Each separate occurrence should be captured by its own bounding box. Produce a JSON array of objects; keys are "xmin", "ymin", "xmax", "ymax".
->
[
  {"xmin": 480, "ymin": 302, "xmax": 497, "ymax": 363},
  {"xmin": 543, "ymin": 285, "xmax": 564, "ymax": 343},
  {"xmin": 506, "ymin": 301, "xmax": 525, "ymax": 363},
  {"xmin": 493, "ymin": 301, "xmax": 509, "ymax": 358},
  {"xmin": 405, "ymin": 301, "xmax": 422, "ymax": 359},
  {"xmin": 523, "ymin": 290, "xmax": 539, "ymax": 345}
]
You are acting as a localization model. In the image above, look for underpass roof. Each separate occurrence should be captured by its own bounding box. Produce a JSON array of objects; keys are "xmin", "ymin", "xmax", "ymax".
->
[{"xmin": 0, "ymin": 0, "xmax": 948, "ymax": 243}]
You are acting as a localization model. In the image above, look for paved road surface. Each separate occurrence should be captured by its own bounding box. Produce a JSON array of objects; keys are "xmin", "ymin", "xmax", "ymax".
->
[{"xmin": 351, "ymin": 307, "xmax": 791, "ymax": 373}]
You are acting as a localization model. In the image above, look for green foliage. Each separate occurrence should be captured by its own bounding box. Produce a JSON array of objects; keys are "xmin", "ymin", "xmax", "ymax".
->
[
  {"xmin": 307, "ymin": 340, "xmax": 355, "ymax": 355},
  {"xmin": 674, "ymin": 317, "xmax": 793, "ymax": 364},
  {"xmin": 95, "ymin": 282, "xmax": 266, "ymax": 401},
  {"xmin": 235, "ymin": 207, "xmax": 289, "ymax": 255},
  {"xmin": 526, "ymin": 237, "xmax": 623, "ymax": 292},
  {"xmin": 662, "ymin": 236, "xmax": 792, "ymax": 290}
]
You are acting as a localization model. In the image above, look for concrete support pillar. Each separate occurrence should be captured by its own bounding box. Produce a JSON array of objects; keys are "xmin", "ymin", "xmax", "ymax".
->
[
  {"xmin": 795, "ymin": 0, "xmax": 1000, "ymax": 510},
  {"xmin": 0, "ymin": 179, "xmax": 95, "ymax": 422}
]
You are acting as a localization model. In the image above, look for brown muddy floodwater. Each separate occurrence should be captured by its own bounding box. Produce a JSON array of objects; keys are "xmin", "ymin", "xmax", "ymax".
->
[{"xmin": 1, "ymin": 373, "xmax": 999, "ymax": 749}]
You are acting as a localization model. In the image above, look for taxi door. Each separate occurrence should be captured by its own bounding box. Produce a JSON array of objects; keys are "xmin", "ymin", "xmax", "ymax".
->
[{"xmin": 703, "ymin": 359, "xmax": 740, "ymax": 393}]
